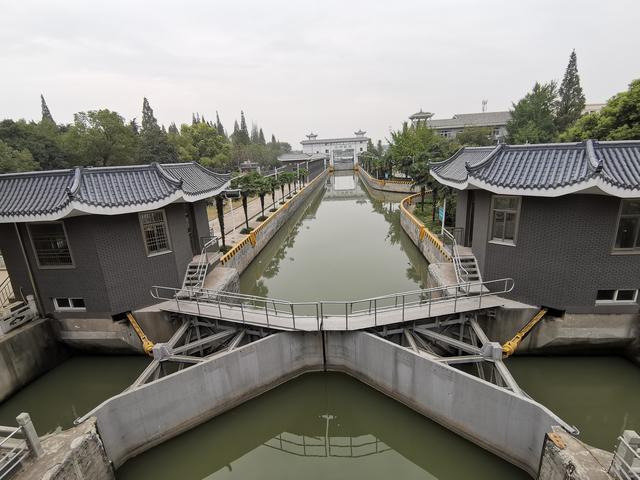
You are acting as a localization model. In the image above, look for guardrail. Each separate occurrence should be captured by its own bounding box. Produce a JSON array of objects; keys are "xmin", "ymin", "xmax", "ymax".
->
[
  {"xmin": 441, "ymin": 227, "xmax": 471, "ymax": 284},
  {"xmin": 610, "ymin": 432, "xmax": 640, "ymax": 480},
  {"xmin": 150, "ymin": 278, "xmax": 514, "ymax": 331},
  {"xmin": 400, "ymin": 193, "xmax": 452, "ymax": 261},
  {"xmin": 0, "ymin": 277, "xmax": 13, "ymax": 309},
  {"xmin": 0, "ymin": 413, "xmax": 42, "ymax": 479},
  {"xmin": 220, "ymin": 168, "xmax": 328, "ymax": 266},
  {"xmin": 359, "ymin": 167, "xmax": 414, "ymax": 185}
]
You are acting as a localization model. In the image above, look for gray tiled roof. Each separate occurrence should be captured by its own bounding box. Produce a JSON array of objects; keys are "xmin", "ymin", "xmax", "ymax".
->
[
  {"xmin": 430, "ymin": 140, "xmax": 640, "ymax": 197},
  {"xmin": 0, "ymin": 162, "xmax": 230, "ymax": 222},
  {"xmin": 427, "ymin": 111, "xmax": 511, "ymax": 129},
  {"xmin": 301, "ymin": 136, "xmax": 369, "ymax": 145},
  {"xmin": 278, "ymin": 152, "xmax": 326, "ymax": 162}
]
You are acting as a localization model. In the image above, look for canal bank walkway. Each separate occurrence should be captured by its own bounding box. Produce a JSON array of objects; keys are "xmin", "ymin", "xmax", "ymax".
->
[{"xmin": 209, "ymin": 190, "xmax": 295, "ymax": 249}]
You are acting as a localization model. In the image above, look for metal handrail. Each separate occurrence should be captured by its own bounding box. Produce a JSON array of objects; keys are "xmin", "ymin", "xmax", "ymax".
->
[
  {"xmin": 610, "ymin": 435, "xmax": 640, "ymax": 480},
  {"xmin": 0, "ymin": 277, "xmax": 13, "ymax": 309},
  {"xmin": 441, "ymin": 227, "xmax": 471, "ymax": 284},
  {"xmin": 187, "ymin": 236, "xmax": 220, "ymax": 290},
  {"xmin": 0, "ymin": 426, "xmax": 27, "ymax": 480},
  {"xmin": 152, "ymin": 278, "xmax": 514, "ymax": 331}
]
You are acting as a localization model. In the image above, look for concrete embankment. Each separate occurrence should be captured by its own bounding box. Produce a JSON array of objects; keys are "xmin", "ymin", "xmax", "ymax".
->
[
  {"xmin": 220, "ymin": 168, "xmax": 329, "ymax": 275},
  {"xmin": 357, "ymin": 167, "xmax": 415, "ymax": 194},
  {"xmin": 0, "ymin": 318, "xmax": 68, "ymax": 402},
  {"xmin": 81, "ymin": 330, "xmax": 567, "ymax": 477}
]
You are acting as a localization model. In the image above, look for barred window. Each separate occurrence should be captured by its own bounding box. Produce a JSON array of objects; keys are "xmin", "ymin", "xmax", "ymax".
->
[
  {"xmin": 614, "ymin": 199, "xmax": 640, "ymax": 251},
  {"xmin": 29, "ymin": 222, "xmax": 73, "ymax": 267},
  {"xmin": 490, "ymin": 196, "xmax": 520, "ymax": 244},
  {"xmin": 139, "ymin": 210, "xmax": 171, "ymax": 255}
]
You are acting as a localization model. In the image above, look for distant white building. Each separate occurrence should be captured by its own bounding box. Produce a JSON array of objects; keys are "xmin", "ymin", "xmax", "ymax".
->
[
  {"xmin": 409, "ymin": 109, "xmax": 511, "ymax": 141},
  {"xmin": 301, "ymin": 130, "xmax": 369, "ymax": 169}
]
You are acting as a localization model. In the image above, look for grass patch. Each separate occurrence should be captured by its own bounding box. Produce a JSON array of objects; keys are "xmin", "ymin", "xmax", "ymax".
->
[{"xmin": 411, "ymin": 201, "xmax": 441, "ymax": 232}]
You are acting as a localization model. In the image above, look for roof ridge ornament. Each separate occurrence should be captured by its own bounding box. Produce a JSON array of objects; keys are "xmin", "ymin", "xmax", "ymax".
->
[
  {"xmin": 66, "ymin": 167, "xmax": 83, "ymax": 198},
  {"xmin": 153, "ymin": 162, "xmax": 183, "ymax": 187},
  {"xmin": 584, "ymin": 139, "xmax": 600, "ymax": 172},
  {"xmin": 466, "ymin": 143, "xmax": 504, "ymax": 173}
]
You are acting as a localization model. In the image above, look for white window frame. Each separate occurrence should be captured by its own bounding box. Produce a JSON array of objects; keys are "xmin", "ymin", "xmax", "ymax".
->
[
  {"xmin": 489, "ymin": 195, "xmax": 521, "ymax": 246},
  {"xmin": 28, "ymin": 221, "xmax": 75, "ymax": 269},
  {"xmin": 595, "ymin": 289, "xmax": 639, "ymax": 305},
  {"xmin": 138, "ymin": 209, "xmax": 172, "ymax": 257},
  {"xmin": 53, "ymin": 297, "xmax": 87, "ymax": 312},
  {"xmin": 613, "ymin": 199, "xmax": 640, "ymax": 253}
]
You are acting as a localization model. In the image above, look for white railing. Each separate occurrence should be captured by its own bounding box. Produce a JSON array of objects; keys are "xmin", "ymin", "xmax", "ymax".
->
[
  {"xmin": 441, "ymin": 227, "xmax": 472, "ymax": 284},
  {"xmin": 610, "ymin": 433, "xmax": 640, "ymax": 480},
  {"xmin": 192, "ymin": 236, "xmax": 220, "ymax": 289},
  {"xmin": 152, "ymin": 278, "xmax": 514, "ymax": 331},
  {"xmin": 0, "ymin": 277, "xmax": 13, "ymax": 309}
]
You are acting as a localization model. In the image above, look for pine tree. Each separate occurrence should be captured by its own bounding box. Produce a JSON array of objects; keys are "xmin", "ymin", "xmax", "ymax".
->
[
  {"xmin": 556, "ymin": 50, "xmax": 586, "ymax": 132},
  {"xmin": 129, "ymin": 118, "xmax": 139, "ymax": 135},
  {"xmin": 233, "ymin": 120, "xmax": 239, "ymax": 135},
  {"xmin": 168, "ymin": 122, "xmax": 179, "ymax": 135},
  {"xmin": 250, "ymin": 123, "xmax": 260, "ymax": 143},
  {"xmin": 139, "ymin": 97, "xmax": 177, "ymax": 163},
  {"xmin": 215, "ymin": 111, "xmax": 225, "ymax": 137},
  {"xmin": 232, "ymin": 111, "xmax": 250, "ymax": 145},
  {"xmin": 258, "ymin": 128, "xmax": 266, "ymax": 145},
  {"xmin": 40, "ymin": 94, "xmax": 54, "ymax": 124},
  {"xmin": 271, "ymin": 134, "xmax": 277, "ymax": 144}
]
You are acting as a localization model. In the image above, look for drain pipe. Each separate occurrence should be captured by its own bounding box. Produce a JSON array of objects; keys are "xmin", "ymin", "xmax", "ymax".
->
[{"xmin": 14, "ymin": 223, "xmax": 44, "ymax": 316}]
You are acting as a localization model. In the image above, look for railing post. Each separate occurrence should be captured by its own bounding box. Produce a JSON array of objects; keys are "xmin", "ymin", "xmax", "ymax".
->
[
  {"xmin": 345, "ymin": 303, "xmax": 349, "ymax": 330},
  {"xmin": 16, "ymin": 412, "xmax": 43, "ymax": 458},
  {"xmin": 291, "ymin": 304, "xmax": 296, "ymax": 330},
  {"xmin": 374, "ymin": 298, "xmax": 377, "ymax": 326},
  {"xmin": 402, "ymin": 295, "xmax": 405, "ymax": 322},
  {"xmin": 217, "ymin": 297, "xmax": 222, "ymax": 319},
  {"xmin": 316, "ymin": 303, "xmax": 320, "ymax": 331},
  {"xmin": 428, "ymin": 290, "xmax": 432, "ymax": 318},
  {"xmin": 265, "ymin": 303, "xmax": 270, "ymax": 327},
  {"xmin": 454, "ymin": 287, "xmax": 458, "ymax": 312},
  {"xmin": 240, "ymin": 302, "xmax": 245, "ymax": 325}
]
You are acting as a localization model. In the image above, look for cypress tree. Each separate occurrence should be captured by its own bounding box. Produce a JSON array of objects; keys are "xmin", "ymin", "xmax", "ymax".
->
[
  {"xmin": 139, "ymin": 97, "xmax": 177, "ymax": 163},
  {"xmin": 168, "ymin": 122, "xmax": 179, "ymax": 135},
  {"xmin": 215, "ymin": 111, "xmax": 225, "ymax": 137},
  {"xmin": 556, "ymin": 50, "xmax": 586, "ymax": 132},
  {"xmin": 259, "ymin": 128, "xmax": 266, "ymax": 145},
  {"xmin": 250, "ymin": 123, "xmax": 260, "ymax": 143},
  {"xmin": 271, "ymin": 134, "xmax": 276, "ymax": 144},
  {"xmin": 40, "ymin": 94, "xmax": 54, "ymax": 124}
]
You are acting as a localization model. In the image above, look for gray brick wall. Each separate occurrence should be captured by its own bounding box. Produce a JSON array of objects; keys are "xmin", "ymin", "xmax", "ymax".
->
[
  {"xmin": 468, "ymin": 191, "xmax": 640, "ymax": 313},
  {"xmin": 0, "ymin": 203, "xmax": 195, "ymax": 318}
]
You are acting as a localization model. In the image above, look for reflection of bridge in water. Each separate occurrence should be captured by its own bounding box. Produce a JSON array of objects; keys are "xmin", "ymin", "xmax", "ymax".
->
[
  {"xmin": 265, "ymin": 431, "xmax": 391, "ymax": 458},
  {"xmin": 322, "ymin": 172, "xmax": 366, "ymax": 200}
]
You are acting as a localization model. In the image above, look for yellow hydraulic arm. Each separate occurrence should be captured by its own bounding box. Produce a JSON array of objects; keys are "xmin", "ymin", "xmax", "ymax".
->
[
  {"xmin": 126, "ymin": 312, "xmax": 155, "ymax": 356},
  {"xmin": 502, "ymin": 308, "xmax": 548, "ymax": 358}
]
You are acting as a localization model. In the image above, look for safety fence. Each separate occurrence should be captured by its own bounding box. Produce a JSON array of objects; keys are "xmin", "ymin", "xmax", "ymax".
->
[{"xmin": 400, "ymin": 193, "xmax": 452, "ymax": 261}]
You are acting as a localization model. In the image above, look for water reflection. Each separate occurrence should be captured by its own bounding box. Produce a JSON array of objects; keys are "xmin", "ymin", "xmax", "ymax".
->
[
  {"xmin": 239, "ymin": 172, "xmax": 431, "ymax": 301},
  {"xmin": 117, "ymin": 373, "xmax": 526, "ymax": 480}
]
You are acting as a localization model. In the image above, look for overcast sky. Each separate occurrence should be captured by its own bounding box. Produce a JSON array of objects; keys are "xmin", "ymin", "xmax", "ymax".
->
[{"xmin": 1, "ymin": 0, "xmax": 639, "ymax": 147}]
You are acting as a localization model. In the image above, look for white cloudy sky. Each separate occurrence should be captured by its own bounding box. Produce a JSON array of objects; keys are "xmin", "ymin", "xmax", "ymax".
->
[{"xmin": 1, "ymin": 0, "xmax": 639, "ymax": 147}]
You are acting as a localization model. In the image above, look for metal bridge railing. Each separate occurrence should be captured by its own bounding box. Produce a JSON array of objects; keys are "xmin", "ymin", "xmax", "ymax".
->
[
  {"xmin": 441, "ymin": 227, "xmax": 471, "ymax": 284},
  {"xmin": 0, "ymin": 276, "xmax": 14, "ymax": 309},
  {"xmin": 151, "ymin": 278, "xmax": 514, "ymax": 331},
  {"xmin": 610, "ymin": 433, "xmax": 640, "ymax": 480}
]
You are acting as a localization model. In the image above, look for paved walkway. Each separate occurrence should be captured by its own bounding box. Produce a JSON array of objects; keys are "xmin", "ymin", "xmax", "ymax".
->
[{"xmin": 208, "ymin": 189, "xmax": 294, "ymax": 248}]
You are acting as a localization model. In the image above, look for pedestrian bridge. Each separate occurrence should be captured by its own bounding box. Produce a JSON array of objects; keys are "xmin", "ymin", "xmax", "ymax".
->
[{"xmin": 150, "ymin": 278, "xmax": 515, "ymax": 331}]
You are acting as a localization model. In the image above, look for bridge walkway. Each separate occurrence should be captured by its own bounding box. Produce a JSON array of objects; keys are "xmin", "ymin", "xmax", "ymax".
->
[{"xmin": 151, "ymin": 278, "xmax": 515, "ymax": 332}]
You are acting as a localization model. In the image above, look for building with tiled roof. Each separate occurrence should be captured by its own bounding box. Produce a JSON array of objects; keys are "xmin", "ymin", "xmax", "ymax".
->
[
  {"xmin": 300, "ymin": 131, "xmax": 369, "ymax": 170},
  {"xmin": 424, "ymin": 111, "xmax": 511, "ymax": 141},
  {"xmin": 0, "ymin": 162, "xmax": 230, "ymax": 321},
  {"xmin": 430, "ymin": 140, "xmax": 640, "ymax": 314}
]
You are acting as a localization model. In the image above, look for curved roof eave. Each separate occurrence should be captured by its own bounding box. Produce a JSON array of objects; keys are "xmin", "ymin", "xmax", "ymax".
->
[
  {"xmin": 464, "ymin": 177, "xmax": 640, "ymax": 198},
  {"xmin": 0, "ymin": 181, "xmax": 230, "ymax": 224}
]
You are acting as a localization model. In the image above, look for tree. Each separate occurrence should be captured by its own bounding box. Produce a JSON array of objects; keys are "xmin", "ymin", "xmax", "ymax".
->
[
  {"xmin": 231, "ymin": 172, "xmax": 262, "ymax": 232},
  {"xmin": 232, "ymin": 111, "xmax": 251, "ymax": 145},
  {"xmin": 298, "ymin": 168, "xmax": 308, "ymax": 186},
  {"xmin": 560, "ymin": 79, "xmax": 640, "ymax": 141},
  {"xmin": 409, "ymin": 160, "xmax": 431, "ymax": 212},
  {"xmin": 456, "ymin": 127, "xmax": 494, "ymax": 146},
  {"xmin": 62, "ymin": 110, "xmax": 138, "ymax": 167},
  {"xmin": 168, "ymin": 122, "xmax": 179, "ymax": 135},
  {"xmin": 139, "ymin": 97, "xmax": 177, "ymax": 163},
  {"xmin": 556, "ymin": 50, "xmax": 586, "ymax": 132},
  {"xmin": 169, "ymin": 122, "xmax": 230, "ymax": 167},
  {"xmin": 258, "ymin": 128, "xmax": 266, "ymax": 145},
  {"xmin": 266, "ymin": 175, "xmax": 279, "ymax": 211},
  {"xmin": 387, "ymin": 122, "xmax": 456, "ymax": 178},
  {"xmin": 255, "ymin": 175, "xmax": 271, "ymax": 220},
  {"xmin": 0, "ymin": 119, "xmax": 69, "ymax": 170},
  {"xmin": 250, "ymin": 123, "xmax": 260, "ymax": 144},
  {"xmin": 215, "ymin": 112, "xmax": 225, "ymax": 137},
  {"xmin": 271, "ymin": 134, "xmax": 276, "ymax": 144},
  {"xmin": 0, "ymin": 140, "xmax": 38, "ymax": 173},
  {"xmin": 507, "ymin": 81, "xmax": 558, "ymax": 143},
  {"xmin": 40, "ymin": 94, "xmax": 54, "ymax": 124}
]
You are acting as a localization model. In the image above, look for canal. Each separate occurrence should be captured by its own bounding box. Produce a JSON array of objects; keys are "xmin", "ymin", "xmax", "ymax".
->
[{"xmin": 0, "ymin": 172, "xmax": 637, "ymax": 478}]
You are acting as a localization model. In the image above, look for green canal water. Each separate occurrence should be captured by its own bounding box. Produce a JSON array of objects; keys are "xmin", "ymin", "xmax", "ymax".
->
[{"xmin": 0, "ymin": 172, "xmax": 637, "ymax": 479}]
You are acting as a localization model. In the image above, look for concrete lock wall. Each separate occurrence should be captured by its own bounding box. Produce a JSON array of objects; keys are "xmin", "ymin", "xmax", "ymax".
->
[
  {"xmin": 399, "ymin": 198, "xmax": 451, "ymax": 265},
  {"xmin": 221, "ymin": 169, "xmax": 329, "ymax": 275},
  {"xmin": 86, "ymin": 330, "xmax": 565, "ymax": 476},
  {"xmin": 0, "ymin": 318, "xmax": 68, "ymax": 402},
  {"xmin": 358, "ymin": 168, "xmax": 415, "ymax": 194},
  {"xmin": 88, "ymin": 332, "xmax": 324, "ymax": 468},
  {"xmin": 325, "ymin": 331, "xmax": 567, "ymax": 477}
]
